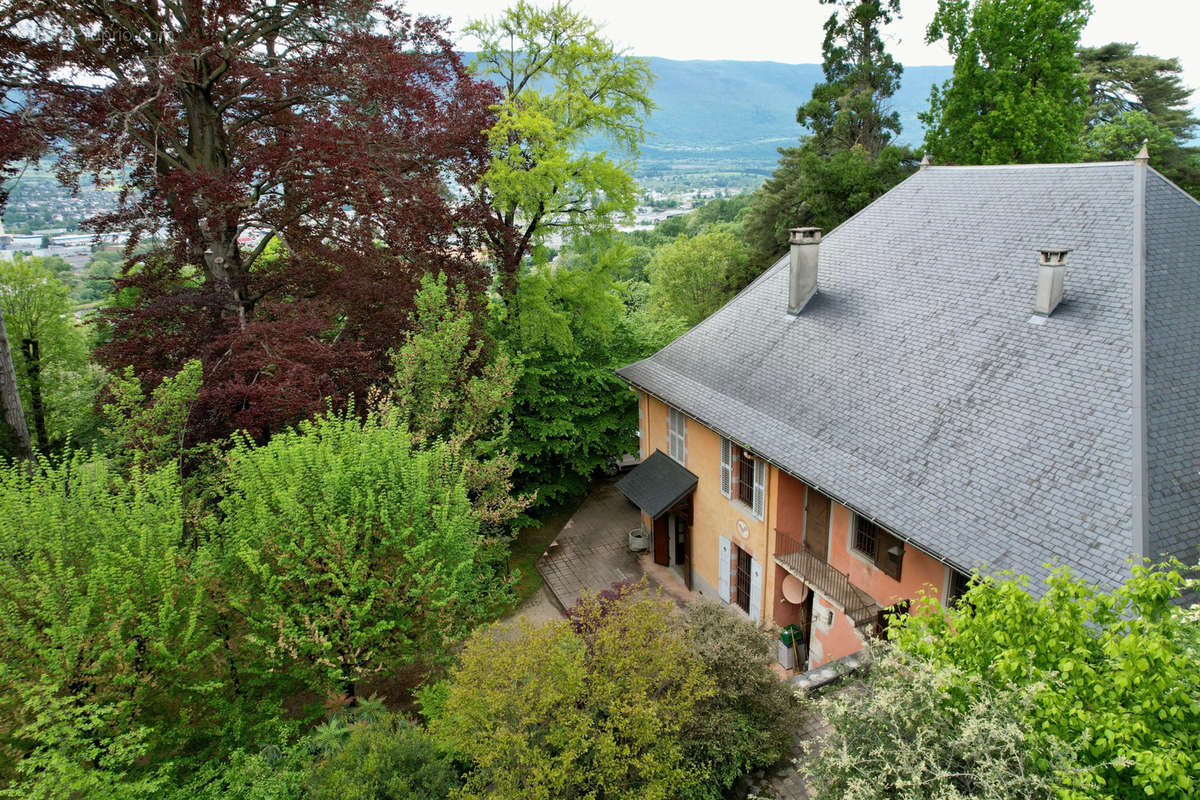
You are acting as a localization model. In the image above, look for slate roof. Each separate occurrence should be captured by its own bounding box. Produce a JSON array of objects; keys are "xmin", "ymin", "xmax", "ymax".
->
[
  {"xmin": 616, "ymin": 449, "xmax": 699, "ymax": 519},
  {"xmin": 617, "ymin": 162, "xmax": 1200, "ymax": 591}
]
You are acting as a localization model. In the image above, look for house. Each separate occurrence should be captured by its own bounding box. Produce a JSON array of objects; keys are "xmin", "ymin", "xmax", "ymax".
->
[{"xmin": 615, "ymin": 156, "xmax": 1200, "ymax": 669}]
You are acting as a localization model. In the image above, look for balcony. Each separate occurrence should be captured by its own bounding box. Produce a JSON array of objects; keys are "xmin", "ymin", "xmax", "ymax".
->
[{"xmin": 774, "ymin": 529, "xmax": 879, "ymax": 632}]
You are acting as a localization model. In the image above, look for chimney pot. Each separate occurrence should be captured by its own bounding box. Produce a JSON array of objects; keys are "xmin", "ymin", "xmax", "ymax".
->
[
  {"xmin": 788, "ymin": 227, "xmax": 822, "ymax": 314},
  {"xmin": 1034, "ymin": 249, "xmax": 1070, "ymax": 316}
]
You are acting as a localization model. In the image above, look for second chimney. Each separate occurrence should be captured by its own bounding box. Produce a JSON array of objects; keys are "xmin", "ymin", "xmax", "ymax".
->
[
  {"xmin": 1034, "ymin": 249, "xmax": 1069, "ymax": 316},
  {"xmin": 788, "ymin": 227, "xmax": 822, "ymax": 314}
]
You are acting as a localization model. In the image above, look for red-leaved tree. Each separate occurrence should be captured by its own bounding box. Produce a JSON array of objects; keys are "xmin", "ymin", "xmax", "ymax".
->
[{"xmin": 4, "ymin": 0, "xmax": 501, "ymax": 441}]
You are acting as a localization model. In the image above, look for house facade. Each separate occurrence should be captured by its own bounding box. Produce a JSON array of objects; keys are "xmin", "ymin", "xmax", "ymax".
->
[{"xmin": 616, "ymin": 158, "xmax": 1200, "ymax": 669}]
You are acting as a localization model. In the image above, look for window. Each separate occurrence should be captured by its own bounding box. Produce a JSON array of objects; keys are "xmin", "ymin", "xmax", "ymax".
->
[
  {"xmin": 852, "ymin": 515, "xmax": 904, "ymax": 581},
  {"xmin": 737, "ymin": 450, "xmax": 755, "ymax": 505},
  {"xmin": 668, "ymin": 407, "xmax": 686, "ymax": 464},
  {"xmin": 945, "ymin": 568, "xmax": 971, "ymax": 607},
  {"xmin": 735, "ymin": 547, "xmax": 752, "ymax": 612},
  {"xmin": 719, "ymin": 438, "xmax": 732, "ymax": 497}
]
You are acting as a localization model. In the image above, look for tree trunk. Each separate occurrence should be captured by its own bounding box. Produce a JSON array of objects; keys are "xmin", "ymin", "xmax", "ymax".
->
[
  {"xmin": 21, "ymin": 338, "xmax": 48, "ymax": 450},
  {"xmin": 0, "ymin": 308, "xmax": 32, "ymax": 460}
]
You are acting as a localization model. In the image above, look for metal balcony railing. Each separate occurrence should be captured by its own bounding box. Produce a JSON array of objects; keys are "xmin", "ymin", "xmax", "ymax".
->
[{"xmin": 774, "ymin": 529, "xmax": 878, "ymax": 630}]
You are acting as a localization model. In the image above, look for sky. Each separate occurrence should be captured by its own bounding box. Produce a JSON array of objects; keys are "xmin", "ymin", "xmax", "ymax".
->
[{"xmin": 406, "ymin": 0, "xmax": 1200, "ymax": 92}]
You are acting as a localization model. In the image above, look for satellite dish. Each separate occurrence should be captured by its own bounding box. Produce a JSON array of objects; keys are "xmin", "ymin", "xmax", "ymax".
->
[{"xmin": 781, "ymin": 574, "xmax": 809, "ymax": 604}]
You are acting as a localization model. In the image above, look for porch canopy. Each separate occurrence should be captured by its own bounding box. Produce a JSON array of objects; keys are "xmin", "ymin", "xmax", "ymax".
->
[{"xmin": 616, "ymin": 449, "xmax": 698, "ymax": 519}]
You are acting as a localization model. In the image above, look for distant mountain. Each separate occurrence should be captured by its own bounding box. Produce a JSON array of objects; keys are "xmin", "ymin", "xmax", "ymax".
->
[{"xmin": 625, "ymin": 58, "xmax": 954, "ymax": 177}]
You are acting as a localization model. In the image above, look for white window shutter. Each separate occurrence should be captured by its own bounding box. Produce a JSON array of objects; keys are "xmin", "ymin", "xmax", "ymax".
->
[
  {"xmin": 748, "ymin": 558, "xmax": 763, "ymax": 622},
  {"xmin": 719, "ymin": 438, "xmax": 732, "ymax": 498},
  {"xmin": 717, "ymin": 536, "xmax": 731, "ymax": 603},
  {"xmin": 681, "ymin": 415, "xmax": 686, "ymax": 464},
  {"xmin": 752, "ymin": 459, "xmax": 766, "ymax": 520}
]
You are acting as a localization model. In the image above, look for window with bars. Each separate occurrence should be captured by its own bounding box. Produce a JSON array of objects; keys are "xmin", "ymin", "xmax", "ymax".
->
[
  {"xmin": 852, "ymin": 515, "xmax": 904, "ymax": 581},
  {"xmin": 735, "ymin": 547, "xmax": 751, "ymax": 612},
  {"xmin": 668, "ymin": 407, "xmax": 686, "ymax": 464}
]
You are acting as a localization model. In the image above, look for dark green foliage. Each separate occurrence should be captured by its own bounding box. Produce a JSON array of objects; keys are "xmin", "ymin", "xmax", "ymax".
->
[
  {"xmin": 922, "ymin": 0, "xmax": 1092, "ymax": 164},
  {"xmin": 505, "ymin": 239, "xmax": 649, "ymax": 512},
  {"xmin": 798, "ymin": 0, "xmax": 903, "ymax": 155},
  {"xmin": 306, "ymin": 717, "xmax": 460, "ymax": 800},
  {"xmin": 1078, "ymin": 42, "xmax": 1200, "ymax": 195},
  {"xmin": 743, "ymin": 143, "xmax": 917, "ymax": 268},
  {"xmin": 682, "ymin": 601, "xmax": 805, "ymax": 799}
]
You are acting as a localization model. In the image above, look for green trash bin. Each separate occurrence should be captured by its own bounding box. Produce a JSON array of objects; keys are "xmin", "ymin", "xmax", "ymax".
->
[{"xmin": 780, "ymin": 624, "xmax": 802, "ymax": 647}]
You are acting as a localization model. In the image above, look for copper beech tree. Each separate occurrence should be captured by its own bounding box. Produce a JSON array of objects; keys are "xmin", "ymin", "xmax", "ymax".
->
[{"xmin": 2, "ymin": 0, "xmax": 501, "ymax": 441}]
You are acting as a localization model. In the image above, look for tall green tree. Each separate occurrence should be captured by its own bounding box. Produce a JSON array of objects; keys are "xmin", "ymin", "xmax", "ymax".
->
[
  {"xmin": 505, "ymin": 235, "xmax": 645, "ymax": 511},
  {"xmin": 798, "ymin": 0, "xmax": 903, "ymax": 155},
  {"xmin": 466, "ymin": 0, "xmax": 654, "ymax": 300},
  {"xmin": 0, "ymin": 254, "xmax": 95, "ymax": 450},
  {"xmin": 647, "ymin": 229, "xmax": 748, "ymax": 327},
  {"xmin": 743, "ymin": 0, "xmax": 914, "ymax": 270},
  {"xmin": 743, "ymin": 144, "xmax": 916, "ymax": 269},
  {"xmin": 922, "ymin": 0, "xmax": 1093, "ymax": 164},
  {"xmin": 1078, "ymin": 42, "xmax": 1200, "ymax": 194},
  {"xmin": 218, "ymin": 408, "xmax": 509, "ymax": 701},
  {"xmin": 387, "ymin": 273, "xmax": 526, "ymax": 531}
]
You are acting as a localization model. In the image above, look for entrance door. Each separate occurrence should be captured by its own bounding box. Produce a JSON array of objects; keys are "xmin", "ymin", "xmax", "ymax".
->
[
  {"xmin": 672, "ymin": 515, "xmax": 687, "ymax": 566},
  {"xmin": 653, "ymin": 516, "xmax": 669, "ymax": 566},
  {"xmin": 804, "ymin": 489, "xmax": 831, "ymax": 560},
  {"xmin": 667, "ymin": 515, "xmax": 677, "ymax": 565}
]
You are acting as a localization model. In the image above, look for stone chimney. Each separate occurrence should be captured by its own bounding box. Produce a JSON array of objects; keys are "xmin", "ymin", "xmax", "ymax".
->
[
  {"xmin": 788, "ymin": 227, "xmax": 822, "ymax": 314},
  {"xmin": 1034, "ymin": 249, "xmax": 1069, "ymax": 316}
]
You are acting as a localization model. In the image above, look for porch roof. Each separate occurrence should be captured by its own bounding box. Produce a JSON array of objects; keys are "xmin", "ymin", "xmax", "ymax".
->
[{"xmin": 616, "ymin": 449, "xmax": 698, "ymax": 519}]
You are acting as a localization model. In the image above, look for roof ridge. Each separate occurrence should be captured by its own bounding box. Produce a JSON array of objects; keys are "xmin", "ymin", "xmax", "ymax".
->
[{"xmin": 923, "ymin": 160, "xmax": 1136, "ymax": 170}]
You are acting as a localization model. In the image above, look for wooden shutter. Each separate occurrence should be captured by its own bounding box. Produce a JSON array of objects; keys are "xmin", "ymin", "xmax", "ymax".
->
[
  {"xmin": 752, "ymin": 458, "xmax": 766, "ymax": 520},
  {"xmin": 719, "ymin": 438, "xmax": 732, "ymax": 498},
  {"xmin": 748, "ymin": 557, "xmax": 763, "ymax": 622},
  {"xmin": 876, "ymin": 529, "xmax": 904, "ymax": 580},
  {"xmin": 717, "ymin": 536, "xmax": 731, "ymax": 603}
]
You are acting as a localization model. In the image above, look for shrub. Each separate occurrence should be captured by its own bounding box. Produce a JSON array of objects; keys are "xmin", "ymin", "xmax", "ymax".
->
[
  {"xmin": 217, "ymin": 407, "xmax": 512, "ymax": 700},
  {"xmin": 804, "ymin": 649, "xmax": 1080, "ymax": 800},
  {"xmin": 682, "ymin": 600, "xmax": 804, "ymax": 798},
  {"xmin": 431, "ymin": 586, "xmax": 715, "ymax": 799},
  {"xmin": 894, "ymin": 563, "xmax": 1200, "ymax": 800},
  {"xmin": 305, "ymin": 716, "xmax": 460, "ymax": 800}
]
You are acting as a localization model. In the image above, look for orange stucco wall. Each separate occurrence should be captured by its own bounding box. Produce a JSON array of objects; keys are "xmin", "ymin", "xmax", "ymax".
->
[
  {"xmin": 638, "ymin": 395, "xmax": 776, "ymax": 615},
  {"xmin": 771, "ymin": 470, "xmax": 952, "ymax": 666},
  {"xmin": 634, "ymin": 389, "xmax": 952, "ymax": 667}
]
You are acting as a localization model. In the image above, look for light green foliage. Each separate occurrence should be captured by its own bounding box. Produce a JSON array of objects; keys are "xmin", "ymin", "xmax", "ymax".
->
[
  {"xmin": 1078, "ymin": 42, "xmax": 1200, "ymax": 195},
  {"xmin": 804, "ymin": 649, "xmax": 1080, "ymax": 800},
  {"xmin": 743, "ymin": 143, "xmax": 916, "ymax": 268},
  {"xmin": 305, "ymin": 716, "xmax": 460, "ymax": 800},
  {"xmin": 505, "ymin": 237, "xmax": 643, "ymax": 511},
  {"xmin": 0, "ymin": 254, "xmax": 98, "ymax": 450},
  {"xmin": 431, "ymin": 587, "xmax": 714, "ymax": 799},
  {"xmin": 894, "ymin": 564, "xmax": 1200, "ymax": 800},
  {"xmin": 798, "ymin": 0, "xmax": 903, "ymax": 155},
  {"xmin": 101, "ymin": 359, "xmax": 203, "ymax": 473},
  {"xmin": 467, "ymin": 0, "xmax": 653, "ymax": 292},
  {"xmin": 647, "ymin": 228, "xmax": 748, "ymax": 327},
  {"xmin": 682, "ymin": 601, "xmax": 804, "ymax": 798},
  {"xmin": 922, "ymin": 0, "xmax": 1092, "ymax": 164},
  {"xmin": 0, "ymin": 453, "xmax": 212, "ymax": 796},
  {"xmin": 388, "ymin": 273, "xmax": 526, "ymax": 529},
  {"xmin": 218, "ymin": 407, "xmax": 509, "ymax": 698},
  {"xmin": 2, "ymin": 683, "xmax": 166, "ymax": 800}
]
